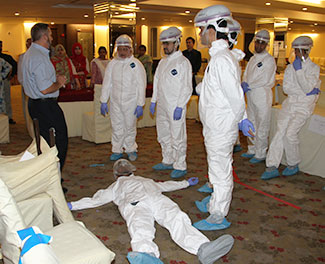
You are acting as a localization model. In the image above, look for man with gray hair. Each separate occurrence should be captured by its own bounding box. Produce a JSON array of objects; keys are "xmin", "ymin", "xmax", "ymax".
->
[
  {"xmin": 21, "ymin": 23, "xmax": 68, "ymax": 184},
  {"xmin": 68, "ymin": 159, "xmax": 234, "ymax": 264}
]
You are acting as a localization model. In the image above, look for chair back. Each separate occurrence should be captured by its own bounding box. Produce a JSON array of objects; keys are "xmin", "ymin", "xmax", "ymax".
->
[{"xmin": 0, "ymin": 178, "xmax": 26, "ymax": 264}]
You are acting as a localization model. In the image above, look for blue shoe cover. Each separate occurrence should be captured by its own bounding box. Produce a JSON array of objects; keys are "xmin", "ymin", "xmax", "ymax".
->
[
  {"xmin": 282, "ymin": 166, "xmax": 299, "ymax": 176},
  {"xmin": 127, "ymin": 152, "xmax": 138, "ymax": 161},
  {"xmin": 171, "ymin": 169, "xmax": 187, "ymax": 178},
  {"xmin": 241, "ymin": 153, "xmax": 255, "ymax": 158},
  {"xmin": 261, "ymin": 169, "xmax": 280, "ymax": 180},
  {"xmin": 193, "ymin": 218, "xmax": 231, "ymax": 231},
  {"xmin": 127, "ymin": 252, "xmax": 163, "ymax": 264},
  {"xmin": 152, "ymin": 163, "xmax": 173, "ymax": 170},
  {"xmin": 110, "ymin": 153, "xmax": 123, "ymax": 161},
  {"xmin": 195, "ymin": 195, "xmax": 211, "ymax": 213},
  {"xmin": 233, "ymin": 144, "xmax": 242, "ymax": 153},
  {"xmin": 249, "ymin": 157, "xmax": 265, "ymax": 164},
  {"xmin": 198, "ymin": 183, "xmax": 213, "ymax": 193}
]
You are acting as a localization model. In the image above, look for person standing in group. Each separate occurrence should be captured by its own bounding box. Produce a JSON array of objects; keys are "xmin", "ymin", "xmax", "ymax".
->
[
  {"xmin": 100, "ymin": 35, "xmax": 146, "ymax": 162},
  {"xmin": 193, "ymin": 5, "xmax": 254, "ymax": 231},
  {"xmin": 51, "ymin": 44, "xmax": 80, "ymax": 90},
  {"xmin": 196, "ymin": 17, "xmax": 246, "ymax": 195},
  {"xmin": 182, "ymin": 37, "xmax": 202, "ymax": 95},
  {"xmin": 90, "ymin": 46, "xmax": 110, "ymax": 88},
  {"xmin": 21, "ymin": 23, "xmax": 68, "ymax": 177},
  {"xmin": 241, "ymin": 30, "xmax": 276, "ymax": 164},
  {"xmin": 18, "ymin": 38, "xmax": 32, "ymax": 125},
  {"xmin": 136, "ymin": 45, "xmax": 153, "ymax": 84},
  {"xmin": 261, "ymin": 36, "xmax": 320, "ymax": 180},
  {"xmin": 70, "ymin": 42, "xmax": 89, "ymax": 89},
  {"xmin": 150, "ymin": 27, "xmax": 192, "ymax": 179},
  {"xmin": 0, "ymin": 40, "xmax": 17, "ymax": 124}
]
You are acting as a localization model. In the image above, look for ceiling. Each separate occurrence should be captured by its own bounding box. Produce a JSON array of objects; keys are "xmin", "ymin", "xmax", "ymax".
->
[{"xmin": 1, "ymin": 0, "xmax": 325, "ymax": 32}]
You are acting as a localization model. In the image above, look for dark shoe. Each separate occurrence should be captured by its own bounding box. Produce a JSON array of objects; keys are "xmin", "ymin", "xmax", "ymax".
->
[
  {"xmin": 9, "ymin": 119, "xmax": 16, "ymax": 124},
  {"xmin": 62, "ymin": 187, "xmax": 68, "ymax": 194}
]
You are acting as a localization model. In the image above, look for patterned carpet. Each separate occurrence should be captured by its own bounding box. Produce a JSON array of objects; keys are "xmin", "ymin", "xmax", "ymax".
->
[{"xmin": 1, "ymin": 85, "xmax": 324, "ymax": 264}]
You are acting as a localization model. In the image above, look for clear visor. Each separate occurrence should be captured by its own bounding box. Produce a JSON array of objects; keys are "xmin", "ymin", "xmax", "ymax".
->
[
  {"xmin": 160, "ymin": 39, "xmax": 179, "ymax": 57},
  {"xmin": 248, "ymin": 38, "xmax": 270, "ymax": 54},
  {"xmin": 289, "ymin": 47, "xmax": 311, "ymax": 63},
  {"xmin": 113, "ymin": 44, "xmax": 133, "ymax": 59},
  {"xmin": 195, "ymin": 26, "xmax": 213, "ymax": 50}
]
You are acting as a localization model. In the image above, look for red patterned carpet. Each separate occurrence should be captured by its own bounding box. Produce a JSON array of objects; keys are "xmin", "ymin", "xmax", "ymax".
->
[{"xmin": 1, "ymin": 85, "xmax": 324, "ymax": 264}]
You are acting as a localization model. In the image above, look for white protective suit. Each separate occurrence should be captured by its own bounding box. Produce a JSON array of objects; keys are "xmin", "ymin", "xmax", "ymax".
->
[
  {"xmin": 266, "ymin": 57, "xmax": 320, "ymax": 168},
  {"xmin": 70, "ymin": 175, "xmax": 210, "ymax": 258},
  {"xmin": 243, "ymin": 50, "xmax": 276, "ymax": 159},
  {"xmin": 151, "ymin": 50, "xmax": 192, "ymax": 170},
  {"xmin": 100, "ymin": 55, "xmax": 146, "ymax": 153},
  {"xmin": 199, "ymin": 39, "xmax": 246, "ymax": 218}
]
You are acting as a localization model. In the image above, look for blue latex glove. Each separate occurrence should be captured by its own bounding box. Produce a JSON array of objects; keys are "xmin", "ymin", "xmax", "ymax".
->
[
  {"xmin": 293, "ymin": 56, "xmax": 302, "ymax": 71},
  {"xmin": 239, "ymin": 119, "xmax": 255, "ymax": 138},
  {"xmin": 100, "ymin": 103, "xmax": 108, "ymax": 116},
  {"xmin": 67, "ymin": 202, "xmax": 72, "ymax": 210},
  {"xmin": 188, "ymin": 177, "xmax": 199, "ymax": 186},
  {"xmin": 173, "ymin": 107, "xmax": 183, "ymax": 120},
  {"xmin": 306, "ymin": 87, "xmax": 320, "ymax": 96},
  {"xmin": 241, "ymin": 82, "xmax": 251, "ymax": 94},
  {"xmin": 150, "ymin": 102, "xmax": 156, "ymax": 115},
  {"xmin": 134, "ymin": 105, "xmax": 143, "ymax": 118}
]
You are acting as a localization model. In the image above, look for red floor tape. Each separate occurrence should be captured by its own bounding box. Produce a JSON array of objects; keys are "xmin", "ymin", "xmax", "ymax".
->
[{"xmin": 233, "ymin": 170, "xmax": 301, "ymax": 210}]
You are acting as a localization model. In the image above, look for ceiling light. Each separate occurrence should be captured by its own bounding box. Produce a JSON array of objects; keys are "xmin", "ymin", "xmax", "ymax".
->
[
  {"xmin": 115, "ymin": 12, "xmax": 119, "ymax": 14},
  {"xmin": 302, "ymin": 7, "xmax": 308, "ymax": 11},
  {"xmin": 185, "ymin": 10, "xmax": 190, "ymax": 14},
  {"xmin": 288, "ymin": 27, "xmax": 291, "ymax": 30},
  {"xmin": 141, "ymin": 17, "xmax": 145, "ymax": 20},
  {"xmin": 265, "ymin": 2, "xmax": 271, "ymax": 5},
  {"xmin": 130, "ymin": 0, "xmax": 136, "ymax": 2},
  {"xmin": 290, "ymin": 20, "xmax": 293, "ymax": 23},
  {"xmin": 84, "ymin": 14, "xmax": 89, "ymax": 18},
  {"xmin": 314, "ymin": 23, "xmax": 318, "ymax": 25},
  {"xmin": 50, "ymin": 22, "xmax": 55, "ymax": 25},
  {"xmin": 312, "ymin": 29, "xmax": 315, "ymax": 32},
  {"xmin": 14, "ymin": 12, "xmax": 20, "ymax": 16},
  {"xmin": 189, "ymin": 20, "xmax": 193, "ymax": 23}
]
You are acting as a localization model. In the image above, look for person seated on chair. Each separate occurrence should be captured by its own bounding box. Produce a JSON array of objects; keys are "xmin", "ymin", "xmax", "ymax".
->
[{"xmin": 68, "ymin": 159, "xmax": 234, "ymax": 264}]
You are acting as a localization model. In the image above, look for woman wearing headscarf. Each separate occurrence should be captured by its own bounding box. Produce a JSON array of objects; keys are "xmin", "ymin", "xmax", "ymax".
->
[
  {"xmin": 51, "ymin": 44, "xmax": 80, "ymax": 90},
  {"xmin": 90, "ymin": 46, "xmax": 110, "ymax": 88},
  {"xmin": 70, "ymin": 42, "xmax": 90, "ymax": 89}
]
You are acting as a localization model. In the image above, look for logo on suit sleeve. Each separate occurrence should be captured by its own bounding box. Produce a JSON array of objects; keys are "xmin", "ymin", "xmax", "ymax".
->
[
  {"xmin": 171, "ymin": 69, "xmax": 178, "ymax": 75},
  {"xmin": 130, "ymin": 62, "xmax": 136, "ymax": 68},
  {"xmin": 257, "ymin": 62, "xmax": 263, "ymax": 67}
]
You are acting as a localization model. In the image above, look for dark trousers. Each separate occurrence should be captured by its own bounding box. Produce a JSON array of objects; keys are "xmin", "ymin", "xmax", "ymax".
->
[
  {"xmin": 28, "ymin": 98, "xmax": 68, "ymax": 171},
  {"xmin": 192, "ymin": 74, "xmax": 197, "ymax": 95}
]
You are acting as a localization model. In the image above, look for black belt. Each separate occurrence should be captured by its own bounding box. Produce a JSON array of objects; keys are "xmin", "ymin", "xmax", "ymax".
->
[{"xmin": 30, "ymin": 97, "xmax": 57, "ymax": 101}]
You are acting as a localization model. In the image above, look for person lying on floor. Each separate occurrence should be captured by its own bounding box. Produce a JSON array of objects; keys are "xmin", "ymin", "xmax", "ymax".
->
[{"xmin": 68, "ymin": 159, "xmax": 234, "ymax": 264}]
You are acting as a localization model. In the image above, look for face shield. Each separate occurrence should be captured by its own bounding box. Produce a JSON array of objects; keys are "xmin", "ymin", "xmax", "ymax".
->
[
  {"xmin": 159, "ymin": 27, "xmax": 182, "ymax": 57},
  {"xmin": 113, "ymin": 34, "xmax": 133, "ymax": 59},
  {"xmin": 248, "ymin": 29, "xmax": 270, "ymax": 54},
  {"xmin": 194, "ymin": 4, "xmax": 232, "ymax": 49},
  {"xmin": 290, "ymin": 36, "xmax": 313, "ymax": 62},
  {"xmin": 113, "ymin": 159, "xmax": 136, "ymax": 180},
  {"xmin": 195, "ymin": 18, "xmax": 230, "ymax": 49},
  {"xmin": 160, "ymin": 39, "xmax": 180, "ymax": 57}
]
